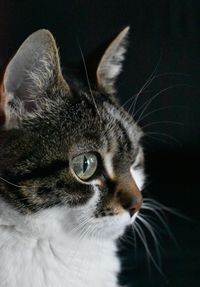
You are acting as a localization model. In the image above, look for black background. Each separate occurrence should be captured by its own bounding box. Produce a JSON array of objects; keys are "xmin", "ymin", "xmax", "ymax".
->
[{"xmin": 0, "ymin": 1, "xmax": 199, "ymax": 286}]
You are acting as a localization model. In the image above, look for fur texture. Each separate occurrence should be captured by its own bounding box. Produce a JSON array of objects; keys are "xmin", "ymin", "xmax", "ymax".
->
[{"xmin": 0, "ymin": 27, "xmax": 145, "ymax": 287}]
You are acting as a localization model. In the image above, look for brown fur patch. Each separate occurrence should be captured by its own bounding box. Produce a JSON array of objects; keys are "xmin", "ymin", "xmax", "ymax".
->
[{"xmin": 98, "ymin": 176, "xmax": 143, "ymax": 216}]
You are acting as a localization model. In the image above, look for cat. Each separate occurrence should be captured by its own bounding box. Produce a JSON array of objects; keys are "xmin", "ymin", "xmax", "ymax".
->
[{"xmin": 0, "ymin": 27, "xmax": 145, "ymax": 287}]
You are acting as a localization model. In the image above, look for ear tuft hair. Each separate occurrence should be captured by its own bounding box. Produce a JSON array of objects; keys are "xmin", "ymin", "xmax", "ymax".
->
[
  {"xmin": 96, "ymin": 26, "xmax": 130, "ymax": 94},
  {"xmin": 2, "ymin": 29, "xmax": 69, "ymax": 129}
]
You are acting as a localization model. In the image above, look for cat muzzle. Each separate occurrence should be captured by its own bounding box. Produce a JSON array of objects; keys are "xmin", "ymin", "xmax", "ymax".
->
[{"xmin": 116, "ymin": 177, "xmax": 143, "ymax": 217}]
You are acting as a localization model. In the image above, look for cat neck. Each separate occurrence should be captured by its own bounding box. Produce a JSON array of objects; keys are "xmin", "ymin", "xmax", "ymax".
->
[{"xmin": 0, "ymin": 198, "xmax": 120, "ymax": 287}]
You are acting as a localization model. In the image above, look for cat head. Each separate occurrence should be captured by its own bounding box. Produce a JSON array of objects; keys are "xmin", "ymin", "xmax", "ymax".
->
[{"xmin": 0, "ymin": 28, "xmax": 145, "ymax": 239}]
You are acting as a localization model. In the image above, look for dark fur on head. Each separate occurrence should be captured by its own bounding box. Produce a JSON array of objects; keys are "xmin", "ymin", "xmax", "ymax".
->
[{"xmin": 0, "ymin": 28, "xmax": 144, "ymax": 215}]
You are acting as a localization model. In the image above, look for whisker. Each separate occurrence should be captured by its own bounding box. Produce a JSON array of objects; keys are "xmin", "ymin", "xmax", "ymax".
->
[
  {"xmin": 123, "ymin": 73, "xmax": 185, "ymax": 110},
  {"xmin": 141, "ymin": 204, "xmax": 179, "ymax": 248},
  {"xmin": 134, "ymin": 221, "xmax": 167, "ymax": 278},
  {"xmin": 123, "ymin": 71, "xmax": 189, "ymax": 117},
  {"xmin": 137, "ymin": 214, "xmax": 162, "ymax": 266},
  {"xmin": 141, "ymin": 120, "xmax": 184, "ymax": 130},
  {"xmin": 143, "ymin": 198, "xmax": 196, "ymax": 222},
  {"xmin": 144, "ymin": 131, "xmax": 182, "ymax": 145},
  {"xmin": 134, "ymin": 84, "xmax": 190, "ymax": 123},
  {"xmin": 137, "ymin": 105, "xmax": 186, "ymax": 124},
  {"xmin": 143, "ymin": 134, "xmax": 175, "ymax": 146},
  {"xmin": 119, "ymin": 232, "xmax": 135, "ymax": 247},
  {"xmin": 133, "ymin": 222, "xmax": 151, "ymax": 274},
  {"xmin": 125, "ymin": 55, "xmax": 162, "ymax": 114},
  {"xmin": 139, "ymin": 214, "xmax": 163, "ymax": 238},
  {"xmin": 0, "ymin": 176, "xmax": 27, "ymax": 188},
  {"xmin": 77, "ymin": 41, "xmax": 101, "ymax": 120},
  {"xmin": 143, "ymin": 200, "xmax": 168, "ymax": 219}
]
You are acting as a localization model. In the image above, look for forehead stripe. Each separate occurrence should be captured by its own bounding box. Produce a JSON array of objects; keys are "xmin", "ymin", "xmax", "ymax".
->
[{"xmin": 116, "ymin": 120, "xmax": 132, "ymax": 152}]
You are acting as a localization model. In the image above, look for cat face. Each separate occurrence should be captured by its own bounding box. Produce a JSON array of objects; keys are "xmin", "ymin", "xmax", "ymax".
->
[{"xmin": 0, "ymin": 28, "xmax": 145, "ymax": 239}]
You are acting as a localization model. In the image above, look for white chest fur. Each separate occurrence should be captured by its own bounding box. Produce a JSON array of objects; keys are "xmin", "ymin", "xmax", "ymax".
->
[{"xmin": 0, "ymin": 201, "xmax": 120, "ymax": 287}]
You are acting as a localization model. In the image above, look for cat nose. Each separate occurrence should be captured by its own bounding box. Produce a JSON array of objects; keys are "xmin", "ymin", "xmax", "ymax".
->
[
  {"xmin": 121, "ymin": 196, "xmax": 143, "ymax": 217},
  {"xmin": 116, "ymin": 177, "xmax": 143, "ymax": 217}
]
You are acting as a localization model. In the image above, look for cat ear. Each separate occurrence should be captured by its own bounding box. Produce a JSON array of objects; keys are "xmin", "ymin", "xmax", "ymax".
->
[
  {"xmin": 1, "ymin": 29, "xmax": 69, "ymax": 129},
  {"xmin": 96, "ymin": 26, "xmax": 129, "ymax": 94}
]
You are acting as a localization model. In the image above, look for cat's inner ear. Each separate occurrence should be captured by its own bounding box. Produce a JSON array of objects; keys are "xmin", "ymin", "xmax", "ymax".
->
[
  {"xmin": 96, "ymin": 26, "xmax": 129, "ymax": 94},
  {"xmin": 1, "ymin": 29, "xmax": 69, "ymax": 129}
]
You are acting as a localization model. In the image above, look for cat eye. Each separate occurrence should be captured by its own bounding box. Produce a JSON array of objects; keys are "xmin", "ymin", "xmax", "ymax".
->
[{"xmin": 71, "ymin": 152, "xmax": 98, "ymax": 181}]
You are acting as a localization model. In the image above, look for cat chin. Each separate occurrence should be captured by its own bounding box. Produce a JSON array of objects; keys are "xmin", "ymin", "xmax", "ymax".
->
[
  {"xmin": 61, "ymin": 197, "xmax": 132, "ymax": 240},
  {"xmin": 84, "ymin": 213, "xmax": 131, "ymax": 240},
  {"xmin": 0, "ymin": 197, "xmax": 138, "ymax": 242},
  {"xmin": 63, "ymin": 206, "xmax": 140, "ymax": 240},
  {"xmin": 38, "ymin": 205, "xmax": 131, "ymax": 241},
  {"xmin": 29, "ymin": 207, "xmax": 131, "ymax": 241},
  {"xmin": 87, "ymin": 211, "xmax": 139, "ymax": 240}
]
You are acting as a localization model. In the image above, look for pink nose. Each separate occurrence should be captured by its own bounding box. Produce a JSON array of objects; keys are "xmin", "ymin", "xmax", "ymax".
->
[
  {"xmin": 116, "ymin": 176, "xmax": 143, "ymax": 217},
  {"xmin": 120, "ymin": 195, "xmax": 143, "ymax": 217}
]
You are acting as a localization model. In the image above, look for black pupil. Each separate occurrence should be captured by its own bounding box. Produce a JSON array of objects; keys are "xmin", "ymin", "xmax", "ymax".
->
[{"xmin": 83, "ymin": 156, "xmax": 88, "ymax": 173}]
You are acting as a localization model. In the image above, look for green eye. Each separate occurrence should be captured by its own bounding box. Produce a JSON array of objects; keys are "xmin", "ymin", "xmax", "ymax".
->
[{"xmin": 71, "ymin": 152, "xmax": 98, "ymax": 181}]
